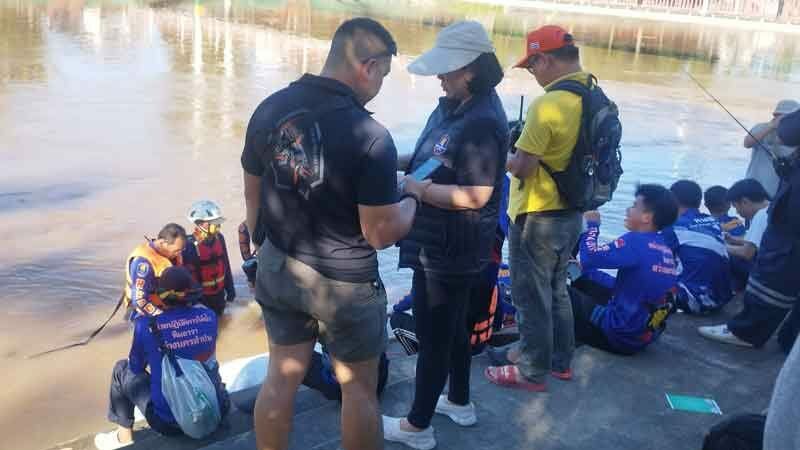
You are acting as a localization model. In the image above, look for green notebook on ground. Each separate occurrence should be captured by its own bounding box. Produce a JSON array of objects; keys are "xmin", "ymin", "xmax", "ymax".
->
[{"xmin": 665, "ymin": 393, "xmax": 723, "ymax": 415}]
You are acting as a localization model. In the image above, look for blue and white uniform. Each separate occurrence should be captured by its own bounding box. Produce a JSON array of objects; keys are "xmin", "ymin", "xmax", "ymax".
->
[
  {"xmin": 663, "ymin": 209, "xmax": 732, "ymax": 314},
  {"xmin": 579, "ymin": 222, "xmax": 678, "ymax": 352}
]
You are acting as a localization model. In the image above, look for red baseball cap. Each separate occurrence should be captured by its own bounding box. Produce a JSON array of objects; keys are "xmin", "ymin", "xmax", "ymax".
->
[{"xmin": 513, "ymin": 25, "xmax": 574, "ymax": 68}]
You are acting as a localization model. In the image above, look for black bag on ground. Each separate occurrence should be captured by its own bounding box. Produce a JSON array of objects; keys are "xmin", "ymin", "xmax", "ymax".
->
[
  {"xmin": 542, "ymin": 74, "xmax": 623, "ymax": 211},
  {"xmin": 701, "ymin": 413, "xmax": 766, "ymax": 450},
  {"xmin": 301, "ymin": 349, "xmax": 389, "ymax": 401}
]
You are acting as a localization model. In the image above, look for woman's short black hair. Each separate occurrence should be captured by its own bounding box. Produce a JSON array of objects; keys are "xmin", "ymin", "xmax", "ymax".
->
[
  {"xmin": 466, "ymin": 52, "xmax": 504, "ymax": 95},
  {"xmin": 635, "ymin": 184, "xmax": 679, "ymax": 230}
]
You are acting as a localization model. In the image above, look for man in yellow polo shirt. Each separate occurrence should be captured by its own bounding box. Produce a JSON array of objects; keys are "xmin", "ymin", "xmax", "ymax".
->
[{"xmin": 486, "ymin": 25, "xmax": 588, "ymax": 391}]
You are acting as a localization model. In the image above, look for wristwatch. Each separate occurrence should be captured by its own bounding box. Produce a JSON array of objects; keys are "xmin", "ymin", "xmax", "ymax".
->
[{"xmin": 399, "ymin": 191, "xmax": 422, "ymax": 208}]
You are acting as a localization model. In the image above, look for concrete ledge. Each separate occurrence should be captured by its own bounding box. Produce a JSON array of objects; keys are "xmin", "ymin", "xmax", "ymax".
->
[{"xmin": 53, "ymin": 302, "xmax": 786, "ymax": 450}]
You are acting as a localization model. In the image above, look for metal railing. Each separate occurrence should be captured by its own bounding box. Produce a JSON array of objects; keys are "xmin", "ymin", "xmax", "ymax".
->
[{"xmin": 544, "ymin": 0, "xmax": 800, "ymax": 22}]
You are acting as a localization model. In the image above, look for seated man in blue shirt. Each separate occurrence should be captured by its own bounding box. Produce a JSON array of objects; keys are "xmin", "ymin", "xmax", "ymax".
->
[
  {"xmin": 94, "ymin": 266, "xmax": 229, "ymax": 450},
  {"xmin": 662, "ymin": 180, "xmax": 732, "ymax": 314},
  {"xmin": 569, "ymin": 184, "xmax": 679, "ymax": 355},
  {"xmin": 704, "ymin": 185, "xmax": 746, "ymax": 238}
]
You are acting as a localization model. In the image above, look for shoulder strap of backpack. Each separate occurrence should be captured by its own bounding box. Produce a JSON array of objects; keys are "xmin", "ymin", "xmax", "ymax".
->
[
  {"xmin": 539, "ymin": 76, "xmax": 594, "ymax": 177},
  {"xmin": 148, "ymin": 316, "xmax": 184, "ymax": 377},
  {"xmin": 549, "ymin": 79, "xmax": 590, "ymax": 98}
]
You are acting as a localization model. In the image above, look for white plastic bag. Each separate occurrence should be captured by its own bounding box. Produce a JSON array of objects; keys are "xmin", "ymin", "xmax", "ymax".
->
[{"xmin": 160, "ymin": 354, "xmax": 221, "ymax": 439}]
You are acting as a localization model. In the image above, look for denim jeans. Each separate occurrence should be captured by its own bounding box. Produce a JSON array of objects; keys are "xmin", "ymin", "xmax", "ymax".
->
[
  {"xmin": 107, "ymin": 360, "xmax": 182, "ymax": 435},
  {"xmin": 509, "ymin": 211, "xmax": 582, "ymax": 383}
]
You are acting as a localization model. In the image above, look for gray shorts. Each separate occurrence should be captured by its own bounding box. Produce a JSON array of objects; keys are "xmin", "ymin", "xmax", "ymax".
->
[{"xmin": 255, "ymin": 239, "xmax": 388, "ymax": 363}]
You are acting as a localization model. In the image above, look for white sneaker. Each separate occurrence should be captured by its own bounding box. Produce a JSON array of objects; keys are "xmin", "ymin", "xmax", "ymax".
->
[
  {"xmin": 382, "ymin": 416, "xmax": 436, "ymax": 450},
  {"xmin": 94, "ymin": 430, "xmax": 133, "ymax": 450},
  {"xmin": 434, "ymin": 395, "xmax": 477, "ymax": 426},
  {"xmin": 698, "ymin": 324, "xmax": 754, "ymax": 348}
]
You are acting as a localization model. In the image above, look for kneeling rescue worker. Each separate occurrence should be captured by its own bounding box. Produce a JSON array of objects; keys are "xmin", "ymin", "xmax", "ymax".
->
[
  {"xmin": 183, "ymin": 200, "xmax": 236, "ymax": 317},
  {"xmin": 124, "ymin": 223, "xmax": 188, "ymax": 320}
]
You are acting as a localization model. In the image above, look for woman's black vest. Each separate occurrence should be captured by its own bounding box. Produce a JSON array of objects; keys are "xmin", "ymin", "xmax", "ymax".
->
[{"xmin": 399, "ymin": 91, "xmax": 509, "ymax": 274}]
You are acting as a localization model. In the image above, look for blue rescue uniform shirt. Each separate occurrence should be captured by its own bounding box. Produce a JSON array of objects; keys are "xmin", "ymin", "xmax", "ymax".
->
[
  {"xmin": 663, "ymin": 209, "xmax": 732, "ymax": 313},
  {"xmin": 129, "ymin": 305, "xmax": 223, "ymax": 424},
  {"xmin": 580, "ymin": 222, "xmax": 678, "ymax": 352},
  {"xmin": 718, "ymin": 213, "xmax": 746, "ymax": 237}
]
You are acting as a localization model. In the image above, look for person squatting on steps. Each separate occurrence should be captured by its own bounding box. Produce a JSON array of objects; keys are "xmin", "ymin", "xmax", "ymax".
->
[{"xmin": 95, "ymin": 266, "xmax": 229, "ymax": 450}]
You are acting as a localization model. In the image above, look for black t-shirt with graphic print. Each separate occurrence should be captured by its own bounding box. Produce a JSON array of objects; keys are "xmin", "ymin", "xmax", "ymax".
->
[{"xmin": 241, "ymin": 74, "xmax": 398, "ymax": 283}]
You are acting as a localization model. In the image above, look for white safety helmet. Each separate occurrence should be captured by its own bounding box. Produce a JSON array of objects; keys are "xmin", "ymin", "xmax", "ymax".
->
[{"xmin": 187, "ymin": 200, "xmax": 225, "ymax": 225}]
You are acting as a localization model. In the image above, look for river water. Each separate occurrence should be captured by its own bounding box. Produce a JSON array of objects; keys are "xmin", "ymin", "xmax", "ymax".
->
[{"xmin": 1, "ymin": 0, "xmax": 799, "ymax": 448}]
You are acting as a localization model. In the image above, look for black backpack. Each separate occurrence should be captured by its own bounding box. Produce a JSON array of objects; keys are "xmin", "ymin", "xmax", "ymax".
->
[{"xmin": 542, "ymin": 74, "xmax": 623, "ymax": 211}]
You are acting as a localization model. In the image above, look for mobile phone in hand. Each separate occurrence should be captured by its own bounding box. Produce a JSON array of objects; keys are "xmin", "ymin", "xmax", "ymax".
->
[{"xmin": 399, "ymin": 158, "xmax": 442, "ymax": 190}]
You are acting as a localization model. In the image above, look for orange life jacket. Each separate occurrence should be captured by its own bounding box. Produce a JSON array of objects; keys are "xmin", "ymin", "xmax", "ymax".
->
[
  {"xmin": 124, "ymin": 242, "xmax": 173, "ymax": 316},
  {"xmin": 470, "ymin": 285, "xmax": 498, "ymax": 346},
  {"xmin": 191, "ymin": 231, "xmax": 227, "ymax": 296}
]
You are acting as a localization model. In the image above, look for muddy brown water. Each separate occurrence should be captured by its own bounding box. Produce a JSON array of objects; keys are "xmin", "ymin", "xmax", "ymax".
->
[{"xmin": 1, "ymin": 1, "xmax": 799, "ymax": 449}]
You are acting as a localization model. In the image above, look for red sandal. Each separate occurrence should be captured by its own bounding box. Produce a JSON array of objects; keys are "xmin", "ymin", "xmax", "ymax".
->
[
  {"xmin": 484, "ymin": 365, "xmax": 546, "ymax": 392},
  {"xmin": 551, "ymin": 368, "xmax": 573, "ymax": 381}
]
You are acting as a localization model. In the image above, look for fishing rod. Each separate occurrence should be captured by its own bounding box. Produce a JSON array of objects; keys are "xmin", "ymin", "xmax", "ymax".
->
[
  {"xmin": 684, "ymin": 70, "xmax": 792, "ymax": 178},
  {"xmin": 26, "ymin": 292, "xmax": 127, "ymax": 359}
]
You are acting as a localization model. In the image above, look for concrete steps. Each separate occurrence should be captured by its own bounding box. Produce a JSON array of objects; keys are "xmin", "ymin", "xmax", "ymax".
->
[{"xmin": 52, "ymin": 301, "xmax": 787, "ymax": 450}]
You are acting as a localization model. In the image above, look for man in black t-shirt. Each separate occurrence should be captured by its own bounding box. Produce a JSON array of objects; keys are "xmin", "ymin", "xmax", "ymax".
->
[{"xmin": 241, "ymin": 18, "xmax": 428, "ymax": 450}]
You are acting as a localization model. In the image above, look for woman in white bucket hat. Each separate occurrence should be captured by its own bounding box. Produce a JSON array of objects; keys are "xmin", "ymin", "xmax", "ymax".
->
[{"xmin": 383, "ymin": 21, "xmax": 509, "ymax": 450}]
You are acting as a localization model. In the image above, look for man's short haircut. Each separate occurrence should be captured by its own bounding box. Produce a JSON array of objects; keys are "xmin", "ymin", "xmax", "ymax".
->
[
  {"xmin": 726, "ymin": 178, "xmax": 770, "ymax": 203},
  {"xmin": 158, "ymin": 223, "xmax": 187, "ymax": 244},
  {"xmin": 546, "ymin": 43, "xmax": 580, "ymax": 62},
  {"xmin": 704, "ymin": 185, "xmax": 730, "ymax": 213},
  {"xmin": 328, "ymin": 17, "xmax": 397, "ymax": 64},
  {"xmin": 670, "ymin": 180, "xmax": 703, "ymax": 209},
  {"xmin": 636, "ymin": 184, "xmax": 679, "ymax": 230},
  {"xmin": 466, "ymin": 53, "xmax": 504, "ymax": 95}
]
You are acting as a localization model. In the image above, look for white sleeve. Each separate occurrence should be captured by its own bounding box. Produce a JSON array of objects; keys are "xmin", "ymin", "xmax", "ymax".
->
[{"xmin": 744, "ymin": 209, "xmax": 768, "ymax": 248}]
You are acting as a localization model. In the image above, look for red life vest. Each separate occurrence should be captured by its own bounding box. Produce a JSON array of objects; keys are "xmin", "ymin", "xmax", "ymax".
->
[{"xmin": 192, "ymin": 232, "xmax": 227, "ymax": 296}]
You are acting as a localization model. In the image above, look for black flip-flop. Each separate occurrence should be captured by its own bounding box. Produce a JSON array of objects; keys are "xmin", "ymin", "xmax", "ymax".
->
[{"xmin": 488, "ymin": 332, "xmax": 520, "ymax": 348}]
